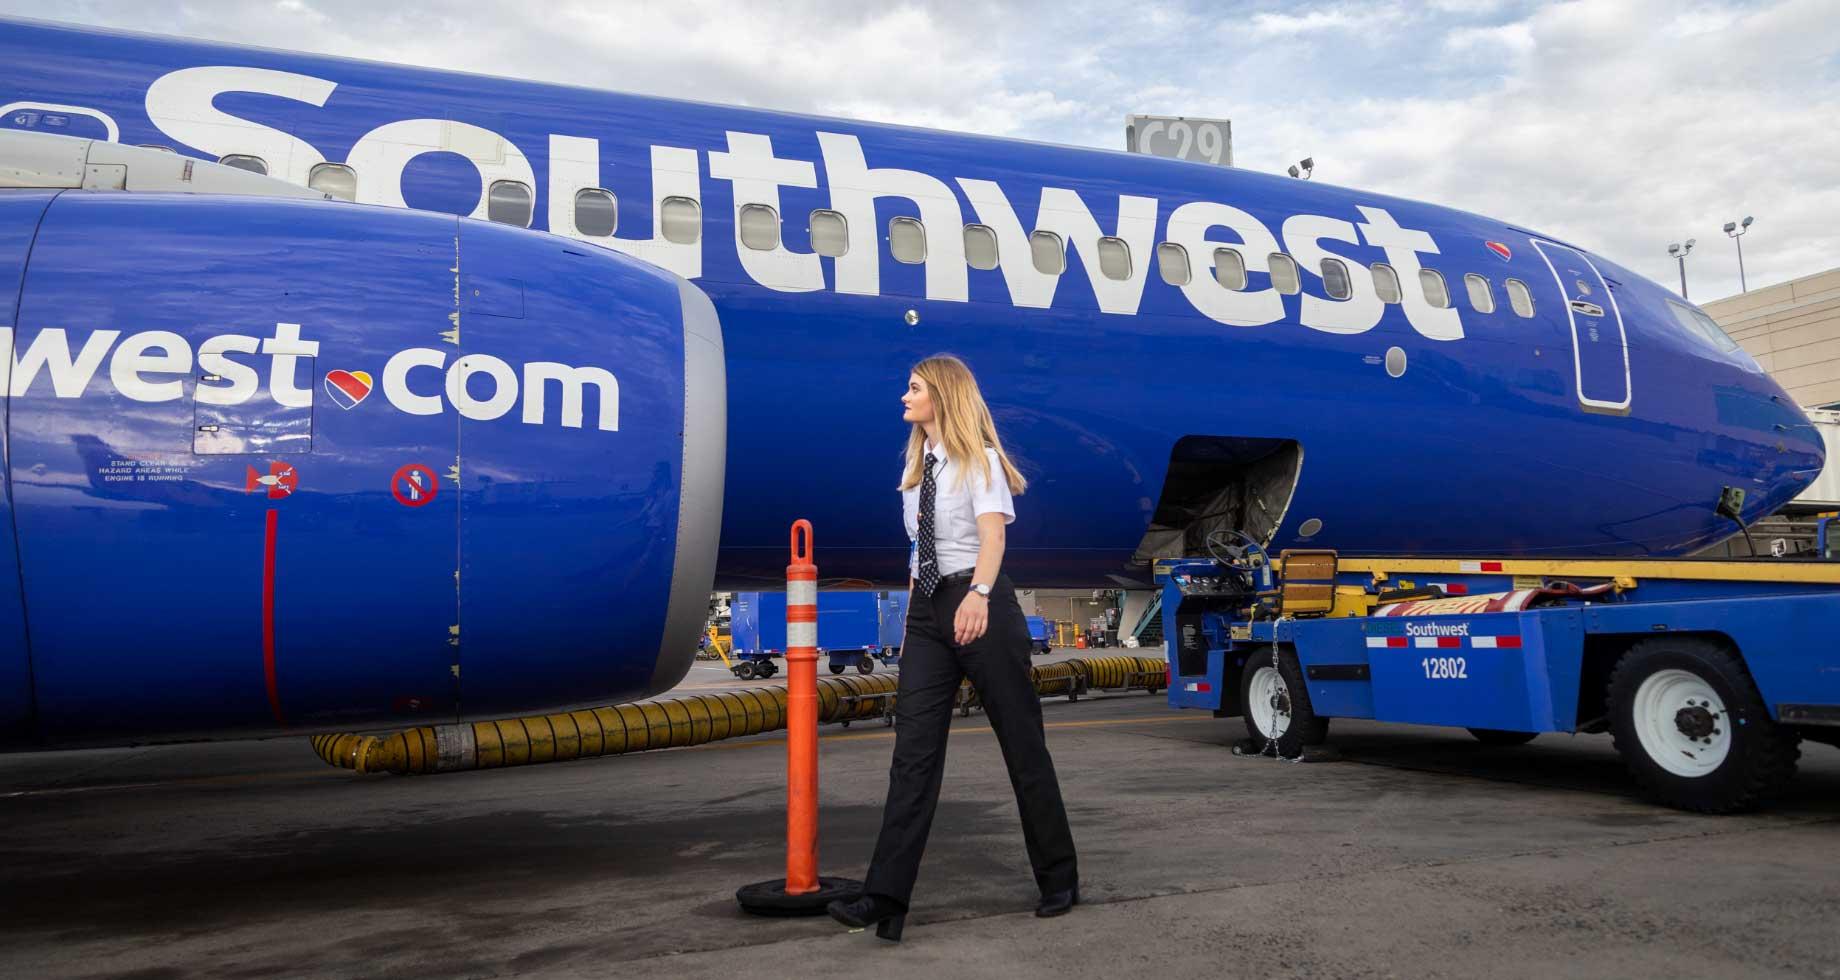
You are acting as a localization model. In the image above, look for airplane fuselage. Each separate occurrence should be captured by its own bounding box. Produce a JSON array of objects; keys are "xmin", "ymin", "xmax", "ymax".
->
[{"xmin": 0, "ymin": 18, "xmax": 1820, "ymax": 744}]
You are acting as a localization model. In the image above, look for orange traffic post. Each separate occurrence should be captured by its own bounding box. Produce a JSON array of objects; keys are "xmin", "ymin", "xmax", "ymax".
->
[{"xmin": 737, "ymin": 520, "xmax": 863, "ymax": 916}]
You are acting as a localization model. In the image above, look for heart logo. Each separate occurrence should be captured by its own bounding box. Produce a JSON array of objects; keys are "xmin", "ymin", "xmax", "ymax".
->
[
  {"xmin": 1484, "ymin": 241, "xmax": 1512, "ymax": 261},
  {"xmin": 324, "ymin": 370, "xmax": 373, "ymax": 409}
]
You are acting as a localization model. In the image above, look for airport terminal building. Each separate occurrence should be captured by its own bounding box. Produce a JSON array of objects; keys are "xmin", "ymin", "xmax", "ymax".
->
[{"xmin": 1706, "ymin": 266, "xmax": 1840, "ymax": 410}]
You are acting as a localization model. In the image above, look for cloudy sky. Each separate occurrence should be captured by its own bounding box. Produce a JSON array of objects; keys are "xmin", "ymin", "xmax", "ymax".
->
[{"xmin": 19, "ymin": 0, "xmax": 1839, "ymax": 301}]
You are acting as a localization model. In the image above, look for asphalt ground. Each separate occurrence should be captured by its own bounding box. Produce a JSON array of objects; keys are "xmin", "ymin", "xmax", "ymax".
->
[{"xmin": 2, "ymin": 659, "xmax": 1838, "ymax": 980}]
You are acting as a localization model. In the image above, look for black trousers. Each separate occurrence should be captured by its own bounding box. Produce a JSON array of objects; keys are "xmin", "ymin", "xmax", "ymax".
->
[{"xmin": 861, "ymin": 573, "xmax": 1077, "ymax": 907}]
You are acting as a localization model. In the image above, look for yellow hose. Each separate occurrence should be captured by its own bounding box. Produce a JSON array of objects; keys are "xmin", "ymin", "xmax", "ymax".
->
[{"xmin": 311, "ymin": 655, "xmax": 1166, "ymax": 776}]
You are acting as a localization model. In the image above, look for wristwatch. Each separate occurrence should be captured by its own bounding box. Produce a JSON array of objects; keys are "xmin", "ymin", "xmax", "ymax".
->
[{"xmin": 970, "ymin": 582, "xmax": 993, "ymax": 597}]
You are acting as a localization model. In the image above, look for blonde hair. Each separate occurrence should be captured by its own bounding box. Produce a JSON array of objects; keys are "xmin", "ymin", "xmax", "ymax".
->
[{"xmin": 899, "ymin": 354, "xmax": 1028, "ymax": 495}]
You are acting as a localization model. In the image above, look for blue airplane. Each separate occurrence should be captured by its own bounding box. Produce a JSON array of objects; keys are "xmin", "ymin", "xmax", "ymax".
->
[{"xmin": 0, "ymin": 18, "xmax": 1821, "ymax": 748}]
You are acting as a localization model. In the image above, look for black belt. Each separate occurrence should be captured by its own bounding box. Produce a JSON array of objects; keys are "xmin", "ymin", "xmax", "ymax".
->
[{"xmin": 936, "ymin": 569, "xmax": 977, "ymax": 588}]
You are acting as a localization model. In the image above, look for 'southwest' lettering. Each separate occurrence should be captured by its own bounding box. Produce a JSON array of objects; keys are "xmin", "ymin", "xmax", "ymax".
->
[{"xmin": 143, "ymin": 66, "xmax": 1467, "ymax": 341}]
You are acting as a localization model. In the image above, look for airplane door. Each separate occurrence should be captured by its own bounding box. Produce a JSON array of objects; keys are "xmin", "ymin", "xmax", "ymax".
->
[{"xmin": 1532, "ymin": 240, "xmax": 1631, "ymax": 413}]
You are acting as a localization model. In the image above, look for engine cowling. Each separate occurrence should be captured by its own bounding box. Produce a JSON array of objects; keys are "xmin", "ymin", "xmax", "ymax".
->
[{"xmin": 0, "ymin": 190, "xmax": 723, "ymax": 746}]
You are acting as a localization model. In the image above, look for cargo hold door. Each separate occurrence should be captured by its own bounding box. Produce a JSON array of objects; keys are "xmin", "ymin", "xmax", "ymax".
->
[{"xmin": 1532, "ymin": 239, "xmax": 1631, "ymax": 414}]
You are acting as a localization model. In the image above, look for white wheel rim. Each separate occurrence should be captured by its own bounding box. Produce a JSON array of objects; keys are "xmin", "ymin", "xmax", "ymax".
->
[
  {"xmin": 1248, "ymin": 665, "xmax": 1291, "ymax": 740},
  {"xmin": 1632, "ymin": 668, "xmax": 1731, "ymax": 777}
]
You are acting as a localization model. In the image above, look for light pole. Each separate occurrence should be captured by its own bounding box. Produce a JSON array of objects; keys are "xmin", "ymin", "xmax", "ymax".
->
[
  {"xmin": 1723, "ymin": 216, "xmax": 1753, "ymax": 293},
  {"xmin": 1667, "ymin": 239, "xmax": 1696, "ymax": 299},
  {"xmin": 1286, "ymin": 156, "xmax": 1314, "ymax": 179}
]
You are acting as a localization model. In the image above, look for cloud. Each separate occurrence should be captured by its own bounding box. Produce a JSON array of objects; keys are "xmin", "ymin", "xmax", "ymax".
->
[
  {"xmin": 1243, "ymin": 6, "xmax": 1386, "ymax": 37},
  {"xmin": 1443, "ymin": 20, "xmax": 1535, "ymax": 57},
  {"xmin": 11, "ymin": 0, "xmax": 1837, "ymax": 303}
]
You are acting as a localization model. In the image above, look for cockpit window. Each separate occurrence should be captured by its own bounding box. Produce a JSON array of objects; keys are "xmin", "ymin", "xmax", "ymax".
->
[{"xmin": 1666, "ymin": 300, "xmax": 1741, "ymax": 353}]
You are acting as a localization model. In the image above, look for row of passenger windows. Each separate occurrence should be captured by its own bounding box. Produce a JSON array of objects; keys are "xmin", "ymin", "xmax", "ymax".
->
[
  {"xmin": 210, "ymin": 153, "xmax": 543, "ymax": 226},
  {"xmin": 210, "ymin": 152, "xmax": 1534, "ymax": 317},
  {"xmin": 725, "ymin": 200, "xmax": 1540, "ymax": 318}
]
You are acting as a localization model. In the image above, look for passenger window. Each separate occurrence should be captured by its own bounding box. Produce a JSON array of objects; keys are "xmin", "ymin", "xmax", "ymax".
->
[
  {"xmin": 1371, "ymin": 262, "xmax": 1401, "ymax": 304},
  {"xmin": 1419, "ymin": 268, "xmax": 1451, "ymax": 309},
  {"xmin": 487, "ymin": 180, "xmax": 534, "ymax": 227},
  {"xmin": 810, "ymin": 209, "xmax": 848, "ymax": 257},
  {"xmin": 573, "ymin": 188, "xmax": 617, "ymax": 237},
  {"xmin": 1214, "ymin": 248, "xmax": 1248, "ymax": 290},
  {"xmin": 660, "ymin": 196, "xmax": 701, "ymax": 244},
  {"xmin": 1506, "ymin": 278, "xmax": 1535, "ymax": 317},
  {"xmin": 889, "ymin": 217, "xmax": 926, "ymax": 264},
  {"xmin": 1097, "ymin": 236, "xmax": 1132, "ymax": 281},
  {"xmin": 308, "ymin": 162, "xmax": 357, "ymax": 202},
  {"xmin": 963, "ymin": 224, "xmax": 999, "ymax": 270},
  {"xmin": 1269, "ymin": 253, "xmax": 1301, "ymax": 295},
  {"xmin": 886, "ymin": 216, "xmax": 927, "ymax": 262},
  {"xmin": 1156, "ymin": 243, "xmax": 1191, "ymax": 286},
  {"xmin": 218, "ymin": 154, "xmax": 268, "ymax": 175},
  {"xmin": 1321, "ymin": 258, "xmax": 1352, "ymax": 300},
  {"xmin": 738, "ymin": 203, "xmax": 780, "ymax": 251},
  {"xmin": 1030, "ymin": 230, "xmax": 1065, "ymax": 275},
  {"xmin": 1465, "ymin": 273, "xmax": 1496, "ymax": 313}
]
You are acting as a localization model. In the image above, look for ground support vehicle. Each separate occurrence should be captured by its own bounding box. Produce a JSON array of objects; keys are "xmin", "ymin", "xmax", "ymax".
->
[
  {"xmin": 697, "ymin": 624, "xmax": 733, "ymax": 661},
  {"xmin": 1027, "ymin": 616, "xmax": 1055, "ymax": 655},
  {"xmin": 1159, "ymin": 547, "xmax": 1840, "ymax": 812},
  {"xmin": 877, "ymin": 591, "xmax": 909, "ymax": 662},
  {"xmin": 732, "ymin": 591, "xmax": 902, "ymax": 679}
]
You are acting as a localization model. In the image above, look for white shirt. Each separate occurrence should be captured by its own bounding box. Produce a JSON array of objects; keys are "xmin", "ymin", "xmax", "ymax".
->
[{"xmin": 903, "ymin": 441, "xmax": 1016, "ymax": 579}]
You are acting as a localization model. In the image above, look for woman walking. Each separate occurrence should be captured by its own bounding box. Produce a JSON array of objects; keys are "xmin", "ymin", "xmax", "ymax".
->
[{"xmin": 828, "ymin": 354, "xmax": 1078, "ymax": 942}]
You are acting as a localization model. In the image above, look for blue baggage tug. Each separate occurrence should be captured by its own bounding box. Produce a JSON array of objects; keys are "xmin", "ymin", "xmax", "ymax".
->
[
  {"xmin": 1158, "ymin": 543, "xmax": 1840, "ymax": 812},
  {"xmin": 732, "ymin": 592, "xmax": 905, "ymax": 679},
  {"xmin": 1026, "ymin": 616, "xmax": 1055, "ymax": 656}
]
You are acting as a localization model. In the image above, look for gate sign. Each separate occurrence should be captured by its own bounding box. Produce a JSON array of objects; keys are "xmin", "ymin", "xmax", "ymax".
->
[{"xmin": 1125, "ymin": 115, "xmax": 1233, "ymax": 167}]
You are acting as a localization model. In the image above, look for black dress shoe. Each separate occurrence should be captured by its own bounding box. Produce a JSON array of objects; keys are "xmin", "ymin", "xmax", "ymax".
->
[
  {"xmin": 1036, "ymin": 887, "xmax": 1079, "ymax": 918},
  {"xmin": 827, "ymin": 894, "xmax": 907, "ymax": 941}
]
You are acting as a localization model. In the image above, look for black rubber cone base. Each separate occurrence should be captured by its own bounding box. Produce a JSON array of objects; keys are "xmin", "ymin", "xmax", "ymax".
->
[{"xmin": 736, "ymin": 876, "xmax": 862, "ymax": 917}]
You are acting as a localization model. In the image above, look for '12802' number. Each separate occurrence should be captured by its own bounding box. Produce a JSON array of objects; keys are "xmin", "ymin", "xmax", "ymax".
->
[{"xmin": 1422, "ymin": 657, "xmax": 1468, "ymax": 679}]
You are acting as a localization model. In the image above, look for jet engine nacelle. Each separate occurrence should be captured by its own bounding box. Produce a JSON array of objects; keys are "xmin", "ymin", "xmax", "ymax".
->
[{"xmin": 0, "ymin": 190, "xmax": 724, "ymax": 746}]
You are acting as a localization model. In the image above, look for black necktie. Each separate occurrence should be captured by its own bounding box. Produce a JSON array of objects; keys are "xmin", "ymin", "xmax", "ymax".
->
[{"xmin": 917, "ymin": 452, "xmax": 939, "ymax": 596}]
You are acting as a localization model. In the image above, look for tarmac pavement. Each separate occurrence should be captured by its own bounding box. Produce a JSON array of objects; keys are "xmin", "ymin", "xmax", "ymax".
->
[{"xmin": 1, "ymin": 671, "xmax": 1837, "ymax": 979}]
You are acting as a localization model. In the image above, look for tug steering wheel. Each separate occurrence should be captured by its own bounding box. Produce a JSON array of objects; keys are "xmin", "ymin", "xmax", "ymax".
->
[{"xmin": 1203, "ymin": 529, "xmax": 1270, "ymax": 592}]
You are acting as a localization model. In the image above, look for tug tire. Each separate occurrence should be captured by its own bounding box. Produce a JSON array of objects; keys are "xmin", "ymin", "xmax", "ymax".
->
[
  {"xmin": 1607, "ymin": 637, "xmax": 1799, "ymax": 813},
  {"xmin": 1239, "ymin": 646, "xmax": 1329, "ymax": 759}
]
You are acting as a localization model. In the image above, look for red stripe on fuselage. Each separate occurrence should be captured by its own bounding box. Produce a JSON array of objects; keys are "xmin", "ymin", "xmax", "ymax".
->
[{"xmin": 263, "ymin": 509, "xmax": 285, "ymax": 726}]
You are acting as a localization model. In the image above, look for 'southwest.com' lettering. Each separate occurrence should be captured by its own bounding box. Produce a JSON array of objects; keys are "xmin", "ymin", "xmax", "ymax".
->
[{"xmin": 0, "ymin": 322, "xmax": 620, "ymax": 431}]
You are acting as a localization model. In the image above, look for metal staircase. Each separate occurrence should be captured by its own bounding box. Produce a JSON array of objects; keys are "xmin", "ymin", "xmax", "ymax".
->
[{"xmin": 1129, "ymin": 591, "xmax": 1164, "ymax": 647}]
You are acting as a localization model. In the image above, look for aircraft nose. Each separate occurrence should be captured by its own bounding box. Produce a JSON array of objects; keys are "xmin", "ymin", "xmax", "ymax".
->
[{"xmin": 1752, "ymin": 376, "xmax": 1826, "ymax": 515}]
